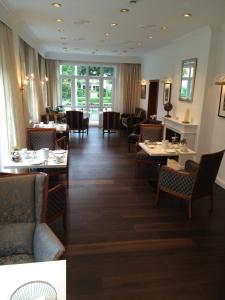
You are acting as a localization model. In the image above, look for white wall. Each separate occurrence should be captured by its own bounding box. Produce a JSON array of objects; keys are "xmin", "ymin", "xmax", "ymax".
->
[
  {"xmin": 198, "ymin": 24, "xmax": 225, "ymax": 188},
  {"xmin": 141, "ymin": 25, "xmax": 225, "ymax": 188},
  {"xmin": 141, "ymin": 26, "xmax": 212, "ymax": 124}
]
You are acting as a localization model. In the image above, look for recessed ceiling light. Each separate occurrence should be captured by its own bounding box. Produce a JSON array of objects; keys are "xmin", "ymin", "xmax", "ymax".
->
[
  {"xmin": 63, "ymin": 47, "xmax": 68, "ymax": 50},
  {"xmin": 111, "ymin": 23, "xmax": 118, "ymax": 27},
  {"xmin": 57, "ymin": 28, "xmax": 64, "ymax": 32},
  {"xmin": 129, "ymin": 0, "xmax": 138, "ymax": 3},
  {"xmin": 56, "ymin": 18, "xmax": 64, "ymax": 23},
  {"xmin": 182, "ymin": 12, "xmax": 192, "ymax": 17},
  {"xmin": 104, "ymin": 32, "xmax": 111, "ymax": 36},
  {"xmin": 161, "ymin": 26, "xmax": 168, "ymax": 30},
  {"xmin": 120, "ymin": 8, "xmax": 129, "ymax": 13},
  {"xmin": 147, "ymin": 35, "xmax": 153, "ymax": 39},
  {"xmin": 51, "ymin": 2, "xmax": 62, "ymax": 8},
  {"xmin": 137, "ymin": 42, "xmax": 143, "ymax": 46},
  {"xmin": 74, "ymin": 19, "xmax": 90, "ymax": 25}
]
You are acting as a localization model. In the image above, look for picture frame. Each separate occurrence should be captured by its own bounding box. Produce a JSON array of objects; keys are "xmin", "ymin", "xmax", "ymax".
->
[
  {"xmin": 218, "ymin": 85, "xmax": 225, "ymax": 118},
  {"xmin": 179, "ymin": 58, "xmax": 197, "ymax": 102},
  {"xmin": 163, "ymin": 82, "xmax": 172, "ymax": 105},
  {"xmin": 141, "ymin": 84, "xmax": 146, "ymax": 99}
]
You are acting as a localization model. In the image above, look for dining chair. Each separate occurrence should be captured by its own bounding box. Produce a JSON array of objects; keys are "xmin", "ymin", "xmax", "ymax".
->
[
  {"xmin": 136, "ymin": 124, "xmax": 164, "ymax": 171},
  {"xmin": 0, "ymin": 172, "xmax": 65, "ymax": 265},
  {"xmin": 102, "ymin": 111, "xmax": 120, "ymax": 136},
  {"xmin": 26, "ymin": 128, "xmax": 67, "ymax": 150},
  {"xmin": 156, "ymin": 149, "xmax": 225, "ymax": 219},
  {"xmin": 26, "ymin": 128, "xmax": 69, "ymax": 187}
]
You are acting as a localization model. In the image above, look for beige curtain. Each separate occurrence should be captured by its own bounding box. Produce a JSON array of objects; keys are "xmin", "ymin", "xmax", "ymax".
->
[
  {"xmin": 0, "ymin": 21, "xmax": 26, "ymax": 164},
  {"xmin": 116, "ymin": 63, "xmax": 141, "ymax": 113},
  {"xmin": 46, "ymin": 59, "xmax": 59, "ymax": 108},
  {"xmin": 38, "ymin": 53, "xmax": 48, "ymax": 107},
  {"xmin": 19, "ymin": 39, "xmax": 45, "ymax": 123}
]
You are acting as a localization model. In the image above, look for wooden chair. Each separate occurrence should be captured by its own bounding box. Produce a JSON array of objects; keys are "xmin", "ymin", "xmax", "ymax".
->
[
  {"xmin": 156, "ymin": 149, "xmax": 225, "ymax": 219},
  {"xmin": 26, "ymin": 128, "xmax": 67, "ymax": 150},
  {"xmin": 66, "ymin": 110, "xmax": 89, "ymax": 137},
  {"xmin": 26, "ymin": 128, "xmax": 69, "ymax": 187},
  {"xmin": 102, "ymin": 111, "xmax": 120, "ymax": 136}
]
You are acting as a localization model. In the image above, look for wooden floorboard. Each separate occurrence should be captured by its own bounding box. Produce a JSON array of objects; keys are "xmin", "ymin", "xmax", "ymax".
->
[{"xmin": 53, "ymin": 127, "xmax": 225, "ymax": 300}]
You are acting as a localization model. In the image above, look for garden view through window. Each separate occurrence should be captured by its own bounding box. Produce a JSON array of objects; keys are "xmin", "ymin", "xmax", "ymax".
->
[{"xmin": 59, "ymin": 64, "xmax": 115, "ymax": 125}]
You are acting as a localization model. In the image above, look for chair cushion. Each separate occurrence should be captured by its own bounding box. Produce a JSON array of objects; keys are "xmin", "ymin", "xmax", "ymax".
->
[
  {"xmin": 0, "ymin": 223, "xmax": 35, "ymax": 257},
  {"xmin": 0, "ymin": 254, "xmax": 34, "ymax": 265}
]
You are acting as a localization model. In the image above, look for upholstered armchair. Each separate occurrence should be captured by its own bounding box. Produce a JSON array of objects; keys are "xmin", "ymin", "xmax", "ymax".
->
[
  {"xmin": 0, "ymin": 173, "xmax": 65, "ymax": 265},
  {"xmin": 156, "ymin": 149, "xmax": 225, "ymax": 219},
  {"xmin": 66, "ymin": 110, "xmax": 89, "ymax": 136},
  {"xmin": 121, "ymin": 107, "xmax": 146, "ymax": 133},
  {"xmin": 102, "ymin": 111, "xmax": 120, "ymax": 136}
]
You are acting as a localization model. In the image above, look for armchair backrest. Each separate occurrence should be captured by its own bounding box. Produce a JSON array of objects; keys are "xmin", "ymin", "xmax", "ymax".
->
[
  {"xmin": 103, "ymin": 111, "xmax": 120, "ymax": 130},
  {"xmin": 66, "ymin": 110, "xmax": 87, "ymax": 130},
  {"xmin": 134, "ymin": 108, "xmax": 146, "ymax": 120},
  {"xmin": 140, "ymin": 124, "xmax": 164, "ymax": 142},
  {"xmin": 193, "ymin": 150, "xmax": 225, "ymax": 197},
  {"xmin": 0, "ymin": 173, "xmax": 48, "ymax": 258},
  {"xmin": 26, "ymin": 128, "xmax": 56, "ymax": 150}
]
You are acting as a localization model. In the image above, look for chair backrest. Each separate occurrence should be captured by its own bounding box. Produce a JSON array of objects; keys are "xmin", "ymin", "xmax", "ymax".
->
[
  {"xmin": 140, "ymin": 124, "xmax": 164, "ymax": 142},
  {"xmin": 193, "ymin": 149, "xmax": 225, "ymax": 197},
  {"xmin": 103, "ymin": 111, "xmax": 120, "ymax": 130},
  {"xmin": 26, "ymin": 128, "xmax": 56, "ymax": 150},
  {"xmin": 0, "ymin": 173, "xmax": 48, "ymax": 259},
  {"xmin": 134, "ymin": 108, "xmax": 146, "ymax": 120},
  {"xmin": 66, "ymin": 110, "xmax": 85, "ymax": 130}
]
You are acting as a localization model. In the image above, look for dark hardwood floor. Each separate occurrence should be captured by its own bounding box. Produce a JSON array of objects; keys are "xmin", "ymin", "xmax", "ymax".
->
[{"xmin": 60, "ymin": 127, "xmax": 225, "ymax": 300}]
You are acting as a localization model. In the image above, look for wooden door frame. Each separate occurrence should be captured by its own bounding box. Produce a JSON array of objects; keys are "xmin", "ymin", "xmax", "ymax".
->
[{"xmin": 147, "ymin": 80, "xmax": 159, "ymax": 118}]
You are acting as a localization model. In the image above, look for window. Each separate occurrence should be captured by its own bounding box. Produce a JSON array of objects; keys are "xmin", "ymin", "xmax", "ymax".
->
[{"xmin": 59, "ymin": 64, "xmax": 115, "ymax": 125}]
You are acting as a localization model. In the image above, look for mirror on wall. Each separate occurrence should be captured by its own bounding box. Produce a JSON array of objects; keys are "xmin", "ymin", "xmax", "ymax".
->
[{"xmin": 179, "ymin": 58, "xmax": 197, "ymax": 102}]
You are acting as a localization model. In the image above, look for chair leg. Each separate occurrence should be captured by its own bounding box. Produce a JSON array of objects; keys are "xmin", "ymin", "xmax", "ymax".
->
[
  {"xmin": 209, "ymin": 193, "xmax": 214, "ymax": 213},
  {"xmin": 156, "ymin": 187, "xmax": 160, "ymax": 207},
  {"xmin": 188, "ymin": 200, "xmax": 192, "ymax": 219}
]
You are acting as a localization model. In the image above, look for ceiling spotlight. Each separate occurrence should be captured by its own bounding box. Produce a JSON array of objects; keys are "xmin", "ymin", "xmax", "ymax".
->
[
  {"xmin": 51, "ymin": 2, "xmax": 62, "ymax": 8},
  {"xmin": 147, "ymin": 35, "xmax": 153, "ymax": 39},
  {"xmin": 56, "ymin": 18, "xmax": 64, "ymax": 23},
  {"xmin": 161, "ymin": 26, "xmax": 168, "ymax": 30},
  {"xmin": 137, "ymin": 42, "xmax": 143, "ymax": 46},
  {"xmin": 111, "ymin": 23, "xmax": 118, "ymax": 27},
  {"xmin": 182, "ymin": 12, "xmax": 192, "ymax": 17},
  {"xmin": 120, "ymin": 8, "xmax": 129, "ymax": 13},
  {"xmin": 104, "ymin": 32, "xmax": 111, "ymax": 37},
  {"xmin": 57, "ymin": 28, "xmax": 64, "ymax": 32}
]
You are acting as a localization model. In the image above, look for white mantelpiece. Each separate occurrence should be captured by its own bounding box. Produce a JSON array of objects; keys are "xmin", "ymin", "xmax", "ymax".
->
[{"xmin": 163, "ymin": 117, "xmax": 198, "ymax": 150}]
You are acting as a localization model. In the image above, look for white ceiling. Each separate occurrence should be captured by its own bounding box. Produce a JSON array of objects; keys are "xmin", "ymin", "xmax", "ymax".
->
[{"xmin": 1, "ymin": 0, "xmax": 225, "ymax": 58}]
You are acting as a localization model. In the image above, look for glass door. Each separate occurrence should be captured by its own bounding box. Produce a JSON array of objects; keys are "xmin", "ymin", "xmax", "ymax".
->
[{"xmin": 88, "ymin": 78, "xmax": 100, "ymax": 125}]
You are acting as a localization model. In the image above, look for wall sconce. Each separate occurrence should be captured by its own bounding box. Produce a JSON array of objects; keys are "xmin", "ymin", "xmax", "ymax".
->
[
  {"xmin": 215, "ymin": 74, "xmax": 225, "ymax": 85},
  {"xmin": 40, "ymin": 75, "xmax": 49, "ymax": 85},
  {"xmin": 20, "ymin": 73, "xmax": 34, "ymax": 91},
  {"xmin": 141, "ymin": 79, "xmax": 147, "ymax": 98},
  {"xmin": 160, "ymin": 77, "xmax": 173, "ymax": 84}
]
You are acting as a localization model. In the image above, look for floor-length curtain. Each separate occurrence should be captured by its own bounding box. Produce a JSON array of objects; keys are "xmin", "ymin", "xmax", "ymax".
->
[
  {"xmin": 38, "ymin": 53, "xmax": 48, "ymax": 107},
  {"xmin": 19, "ymin": 39, "xmax": 45, "ymax": 124},
  {"xmin": 46, "ymin": 59, "xmax": 59, "ymax": 108},
  {"xmin": 0, "ymin": 21, "xmax": 26, "ymax": 166},
  {"xmin": 115, "ymin": 63, "xmax": 141, "ymax": 113}
]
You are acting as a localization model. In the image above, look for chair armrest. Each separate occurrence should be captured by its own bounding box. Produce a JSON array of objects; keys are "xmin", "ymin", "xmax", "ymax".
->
[
  {"xmin": 184, "ymin": 160, "xmax": 199, "ymax": 173},
  {"xmin": 56, "ymin": 135, "xmax": 67, "ymax": 150},
  {"xmin": 33, "ymin": 223, "xmax": 65, "ymax": 262},
  {"xmin": 158, "ymin": 166, "xmax": 196, "ymax": 197}
]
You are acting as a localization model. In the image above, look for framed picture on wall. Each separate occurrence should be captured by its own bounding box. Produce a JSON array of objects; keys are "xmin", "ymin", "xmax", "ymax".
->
[
  {"xmin": 218, "ymin": 85, "xmax": 225, "ymax": 118},
  {"xmin": 141, "ymin": 84, "xmax": 146, "ymax": 99},
  {"xmin": 163, "ymin": 83, "xmax": 172, "ymax": 105}
]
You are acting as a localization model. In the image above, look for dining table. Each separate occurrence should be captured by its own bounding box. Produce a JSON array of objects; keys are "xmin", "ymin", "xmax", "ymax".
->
[{"xmin": 3, "ymin": 149, "xmax": 68, "ymax": 171}]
